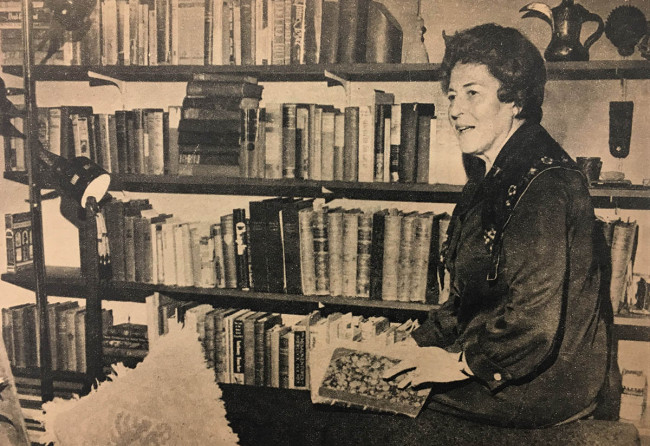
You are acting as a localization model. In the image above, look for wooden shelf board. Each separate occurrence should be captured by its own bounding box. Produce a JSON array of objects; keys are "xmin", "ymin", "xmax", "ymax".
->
[
  {"xmin": 6, "ymin": 170, "xmax": 650, "ymax": 208},
  {"xmin": 3, "ymin": 60, "xmax": 649, "ymax": 82},
  {"xmin": 1, "ymin": 267, "xmax": 436, "ymax": 313}
]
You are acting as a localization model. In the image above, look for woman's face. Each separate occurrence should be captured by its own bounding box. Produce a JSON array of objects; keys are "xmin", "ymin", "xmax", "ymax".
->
[{"xmin": 447, "ymin": 63, "xmax": 520, "ymax": 158}]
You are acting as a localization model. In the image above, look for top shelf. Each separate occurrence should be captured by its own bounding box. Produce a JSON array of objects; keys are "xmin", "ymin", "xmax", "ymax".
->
[{"xmin": 3, "ymin": 60, "xmax": 650, "ymax": 82}]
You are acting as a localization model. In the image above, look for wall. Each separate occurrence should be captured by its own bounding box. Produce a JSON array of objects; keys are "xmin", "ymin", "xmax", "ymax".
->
[{"xmin": 0, "ymin": 0, "xmax": 648, "ymax": 403}]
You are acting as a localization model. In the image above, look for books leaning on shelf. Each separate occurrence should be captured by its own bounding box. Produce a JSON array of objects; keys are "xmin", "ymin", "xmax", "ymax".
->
[
  {"xmin": 0, "ymin": 0, "xmax": 409, "ymax": 67},
  {"xmin": 1, "ymin": 301, "xmax": 149, "ymax": 372},
  {"xmin": 100, "ymin": 196, "xmax": 452, "ymax": 303},
  {"xmin": 170, "ymin": 303, "xmax": 420, "ymax": 390}
]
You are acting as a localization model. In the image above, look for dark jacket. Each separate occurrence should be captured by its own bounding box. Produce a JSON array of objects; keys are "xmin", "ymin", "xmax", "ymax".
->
[{"xmin": 411, "ymin": 122, "xmax": 616, "ymax": 428}]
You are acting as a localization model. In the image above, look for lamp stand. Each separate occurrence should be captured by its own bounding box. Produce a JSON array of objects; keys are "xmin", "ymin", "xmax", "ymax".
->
[{"xmin": 21, "ymin": 0, "xmax": 53, "ymax": 402}]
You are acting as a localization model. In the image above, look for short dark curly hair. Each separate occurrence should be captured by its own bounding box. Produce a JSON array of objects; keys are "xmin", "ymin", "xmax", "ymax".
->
[{"xmin": 440, "ymin": 23, "xmax": 546, "ymax": 123}]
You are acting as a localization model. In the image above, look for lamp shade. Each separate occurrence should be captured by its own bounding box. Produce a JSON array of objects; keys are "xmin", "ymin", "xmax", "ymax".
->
[{"xmin": 38, "ymin": 149, "xmax": 111, "ymax": 207}]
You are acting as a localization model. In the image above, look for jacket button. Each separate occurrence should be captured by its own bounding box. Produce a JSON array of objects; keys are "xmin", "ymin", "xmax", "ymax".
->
[{"xmin": 493, "ymin": 373, "xmax": 502, "ymax": 381}]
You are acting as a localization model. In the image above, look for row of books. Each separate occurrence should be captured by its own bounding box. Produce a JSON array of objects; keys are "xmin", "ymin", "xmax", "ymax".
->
[
  {"xmin": 1, "ymin": 301, "xmax": 148, "ymax": 372},
  {"xmin": 100, "ymin": 197, "xmax": 451, "ymax": 304},
  {"xmin": 0, "ymin": 0, "xmax": 397, "ymax": 67},
  {"xmin": 182, "ymin": 305, "xmax": 418, "ymax": 389}
]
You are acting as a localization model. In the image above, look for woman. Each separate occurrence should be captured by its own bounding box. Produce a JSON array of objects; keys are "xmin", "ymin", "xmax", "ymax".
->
[{"xmin": 384, "ymin": 24, "xmax": 619, "ymax": 428}]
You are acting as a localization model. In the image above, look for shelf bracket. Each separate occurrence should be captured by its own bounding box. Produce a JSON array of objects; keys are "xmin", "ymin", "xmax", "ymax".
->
[
  {"xmin": 324, "ymin": 70, "xmax": 352, "ymax": 104},
  {"xmin": 88, "ymin": 71, "xmax": 127, "ymax": 109}
]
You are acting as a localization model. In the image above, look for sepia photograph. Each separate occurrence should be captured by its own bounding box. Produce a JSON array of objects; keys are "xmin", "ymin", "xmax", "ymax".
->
[{"xmin": 0, "ymin": 0, "xmax": 648, "ymax": 444}]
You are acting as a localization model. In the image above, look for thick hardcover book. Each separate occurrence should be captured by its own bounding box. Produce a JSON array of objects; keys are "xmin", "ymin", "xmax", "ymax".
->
[
  {"xmin": 382, "ymin": 209, "xmax": 402, "ymax": 301},
  {"xmin": 269, "ymin": 325, "xmax": 290, "ymax": 387},
  {"xmin": 233, "ymin": 208, "xmax": 251, "ymax": 290},
  {"xmin": 365, "ymin": 1, "xmax": 402, "ymax": 64},
  {"xmin": 177, "ymin": 131, "xmax": 241, "ymax": 146},
  {"xmin": 399, "ymin": 103, "xmax": 419, "ymax": 183},
  {"xmin": 181, "ymin": 96, "xmax": 248, "ymax": 111},
  {"xmin": 369, "ymin": 209, "xmax": 386, "ymax": 300},
  {"xmin": 357, "ymin": 105, "xmax": 374, "ymax": 183},
  {"xmin": 240, "ymin": 0, "xmax": 256, "ymax": 65},
  {"xmin": 279, "ymin": 330, "xmax": 291, "ymax": 388},
  {"xmin": 177, "ymin": 0, "xmax": 206, "ymax": 64},
  {"xmin": 132, "ymin": 109, "xmax": 147, "ymax": 174},
  {"xmin": 255, "ymin": 314, "xmax": 282, "ymax": 386},
  {"xmin": 389, "ymin": 104, "xmax": 401, "ymax": 182},
  {"xmin": 2, "ymin": 308, "xmax": 14, "ymax": 366},
  {"xmin": 214, "ymin": 309, "xmax": 239, "ymax": 383},
  {"xmin": 104, "ymin": 199, "xmax": 126, "ymax": 281},
  {"xmin": 240, "ymin": 106, "xmax": 260, "ymax": 178},
  {"xmin": 10, "ymin": 304, "xmax": 31, "ymax": 369},
  {"xmin": 182, "ymin": 107, "xmax": 242, "ymax": 121},
  {"xmin": 343, "ymin": 106, "xmax": 359, "ymax": 182},
  {"xmin": 280, "ymin": 199, "xmax": 314, "ymax": 294},
  {"xmin": 336, "ymin": 0, "xmax": 369, "ymax": 63},
  {"xmin": 145, "ymin": 109, "xmax": 166, "ymax": 175},
  {"xmin": 243, "ymin": 312, "xmax": 268, "ymax": 385},
  {"xmin": 248, "ymin": 199, "xmax": 271, "ymax": 292},
  {"xmin": 74, "ymin": 309, "xmax": 87, "ymax": 372},
  {"xmin": 204, "ymin": 309, "xmax": 217, "ymax": 367},
  {"xmin": 309, "ymin": 105, "xmax": 322, "ymax": 181},
  {"xmin": 290, "ymin": 0, "xmax": 307, "ymax": 64},
  {"xmin": 81, "ymin": 0, "xmax": 101, "ymax": 65},
  {"xmin": 333, "ymin": 110, "xmax": 345, "ymax": 180},
  {"xmin": 298, "ymin": 207, "xmax": 317, "ymax": 296},
  {"xmin": 264, "ymin": 103, "xmax": 283, "ymax": 179},
  {"xmin": 411, "ymin": 212, "xmax": 434, "ymax": 303},
  {"xmin": 327, "ymin": 207, "xmax": 344, "ymax": 297},
  {"xmin": 318, "ymin": 0, "xmax": 339, "ymax": 63},
  {"xmin": 212, "ymin": 223, "xmax": 227, "ymax": 288},
  {"xmin": 231, "ymin": 310, "xmax": 254, "ymax": 384},
  {"xmin": 167, "ymin": 106, "xmax": 181, "ymax": 175},
  {"xmin": 192, "ymin": 73, "xmax": 258, "ymax": 84},
  {"xmin": 312, "ymin": 207, "xmax": 329, "ymax": 295},
  {"xmin": 320, "ymin": 107, "xmax": 336, "ymax": 180},
  {"xmin": 265, "ymin": 198, "xmax": 287, "ymax": 292},
  {"xmin": 114, "ymin": 110, "xmax": 129, "ymax": 173},
  {"xmin": 415, "ymin": 104, "xmax": 435, "ymax": 184},
  {"xmin": 342, "ymin": 209, "xmax": 360, "ymax": 297},
  {"xmin": 373, "ymin": 90, "xmax": 394, "ymax": 182},
  {"xmin": 123, "ymin": 215, "xmax": 137, "ymax": 282},
  {"xmin": 178, "ymin": 118, "xmax": 242, "ymax": 134},
  {"xmin": 59, "ymin": 106, "xmax": 95, "ymax": 160},
  {"xmin": 271, "ymin": 0, "xmax": 286, "ymax": 65},
  {"xmin": 397, "ymin": 212, "xmax": 418, "ymax": 302},
  {"xmin": 221, "ymin": 213, "xmax": 238, "ymax": 288},
  {"xmin": 186, "ymin": 81, "xmax": 264, "ymax": 99},
  {"xmin": 302, "ymin": 0, "xmax": 320, "ymax": 64},
  {"xmin": 282, "ymin": 104, "xmax": 297, "ymax": 179},
  {"xmin": 356, "ymin": 211, "xmax": 373, "ymax": 297},
  {"xmin": 295, "ymin": 104, "xmax": 310, "ymax": 179}
]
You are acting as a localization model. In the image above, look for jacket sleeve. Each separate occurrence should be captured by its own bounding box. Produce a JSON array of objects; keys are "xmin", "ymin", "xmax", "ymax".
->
[
  {"xmin": 462, "ymin": 169, "xmax": 582, "ymax": 391},
  {"xmin": 410, "ymin": 291, "xmax": 460, "ymax": 348}
]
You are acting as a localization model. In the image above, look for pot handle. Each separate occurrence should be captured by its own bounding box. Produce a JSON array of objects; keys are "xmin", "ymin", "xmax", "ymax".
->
[{"xmin": 582, "ymin": 10, "xmax": 604, "ymax": 51}]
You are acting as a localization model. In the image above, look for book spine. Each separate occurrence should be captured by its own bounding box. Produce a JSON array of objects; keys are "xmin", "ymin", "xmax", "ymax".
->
[
  {"xmin": 232, "ymin": 314, "xmax": 246, "ymax": 384},
  {"xmin": 357, "ymin": 105, "xmax": 374, "ymax": 182},
  {"xmin": 374, "ymin": 103, "xmax": 388, "ymax": 182},
  {"xmin": 271, "ymin": 0, "xmax": 285, "ymax": 65},
  {"xmin": 327, "ymin": 210, "xmax": 344, "ymax": 297},
  {"xmin": 356, "ymin": 212, "xmax": 372, "ymax": 297},
  {"xmin": 399, "ymin": 103, "xmax": 418, "ymax": 183},
  {"xmin": 266, "ymin": 202, "xmax": 285, "ymax": 293},
  {"xmin": 221, "ymin": 214, "xmax": 238, "ymax": 288},
  {"xmin": 293, "ymin": 328, "xmax": 307, "ymax": 389},
  {"xmin": 243, "ymin": 313, "xmax": 258, "ymax": 384},
  {"xmin": 382, "ymin": 211, "xmax": 402, "ymax": 301},
  {"xmin": 279, "ymin": 331, "xmax": 290, "ymax": 388},
  {"xmin": 2, "ymin": 308, "xmax": 14, "ymax": 366},
  {"xmin": 233, "ymin": 209, "xmax": 251, "ymax": 290},
  {"xmin": 248, "ymin": 201, "xmax": 270, "ymax": 292},
  {"xmin": 282, "ymin": 104, "xmax": 297, "ymax": 179},
  {"xmin": 186, "ymin": 81, "xmax": 263, "ymax": 98},
  {"xmin": 312, "ymin": 207, "xmax": 329, "ymax": 295},
  {"xmin": 290, "ymin": 0, "xmax": 306, "ymax": 64},
  {"xmin": 333, "ymin": 110, "xmax": 345, "ymax": 181},
  {"xmin": 295, "ymin": 105, "xmax": 309, "ymax": 179},
  {"xmin": 320, "ymin": 110, "xmax": 335, "ymax": 180},
  {"xmin": 341, "ymin": 211, "xmax": 359, "ymax": 297},
  {"xmin": 263, "ymin": 103, "xmax": 282, "ymax": 179},
  {"xmin": 298, "ymin": 208, "xmax": 316, "ymax": 295},
  {"xmin": 282, "ymin": 0, "xmax": 292, "ymax": 65},
  {"xmin": 281, "ymin": 203, "xmax": 303, "ymax": 294},
  {"xmin": 369, "ymin": 210, "xmax": 385, "ymax": 300},
  {"xmin": 240, "ymin": 0, "xmax": 255, "ymax": 65},
  {"xmin": 343, "ymin": 106, "xmax": 359, "ymax": 182},
  {"xmin": 336, "ymin": 0, "xmax": 369, "ymax": 63},
  {"xmin": 123, "ymin": 216, "xmax": 137, "ymax": 282},
  {"xmin": 411, "ymin": 213, "xmax": 433, "ymax": 303},
  {"xmin": 389, "ymin": 104, "xmax": 401, "ymax": 182},
  {"xmin": 397, "ymin": 213, "xmax": 417, "ymax": 301},
  {"xmin": 212, "ymin": 224, "xmax": 227, "ymax": 288}
]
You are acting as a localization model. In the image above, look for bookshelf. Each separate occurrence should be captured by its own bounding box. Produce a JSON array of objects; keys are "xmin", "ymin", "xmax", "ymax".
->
[
  {"xmin": 4, "ymin": 171, "xmax": 650, "ymax": 208},
  {"xmin": 2, "ymin": 60, "xmax": 650, "ymax": 82},
  {"xmin": 1, "ymin": 3, "xmax": 649, "ymax": 425}
]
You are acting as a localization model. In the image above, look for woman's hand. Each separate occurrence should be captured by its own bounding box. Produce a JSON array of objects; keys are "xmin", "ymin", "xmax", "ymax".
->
[{"xmin": 382, "ymin": 346, "xmax": 470, "ymax": 389}]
